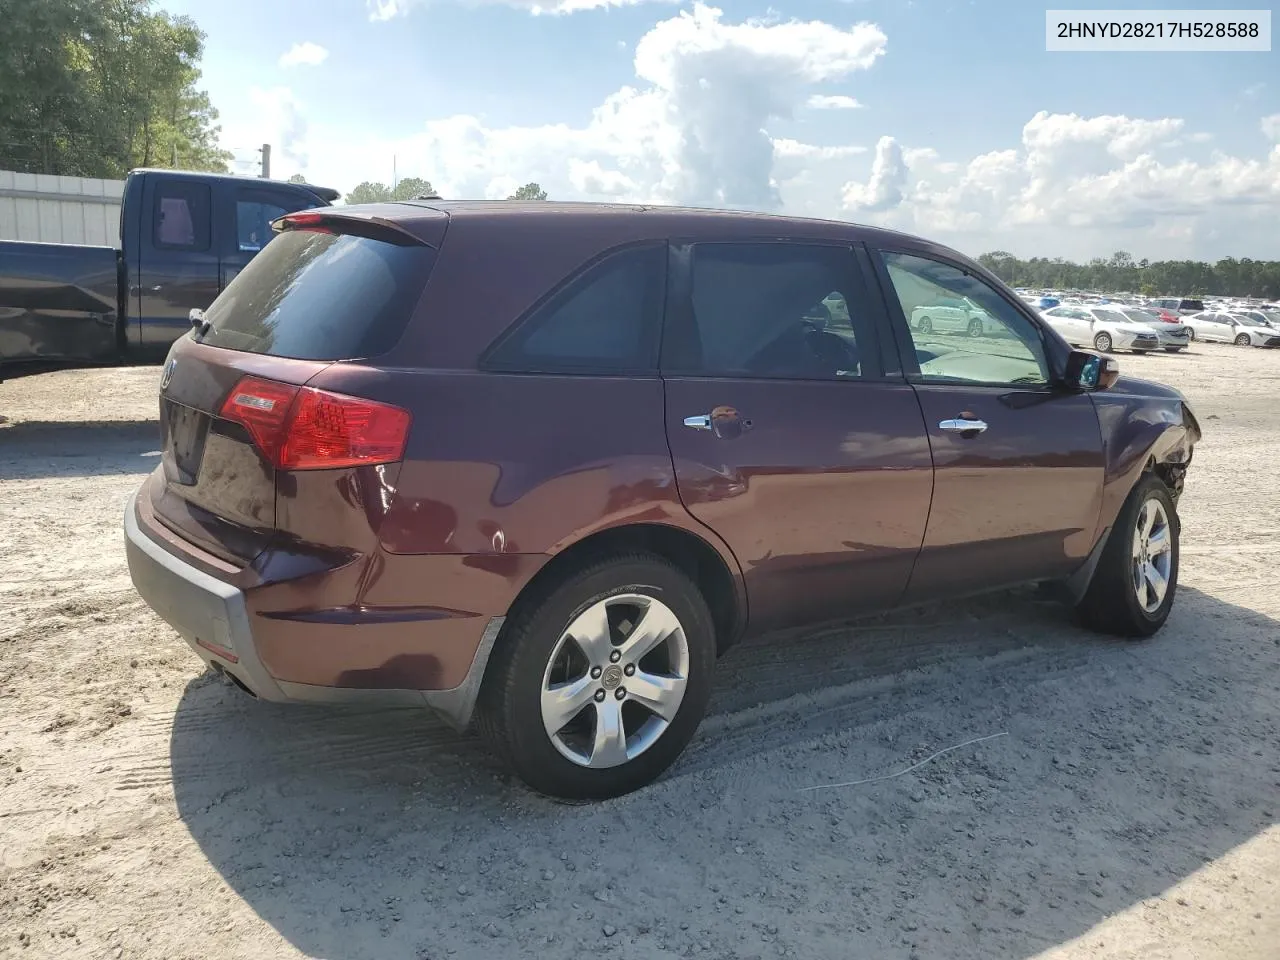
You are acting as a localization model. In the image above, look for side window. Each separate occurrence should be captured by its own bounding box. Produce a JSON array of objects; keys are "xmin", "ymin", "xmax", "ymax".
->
[
  {"xmin": 667, "ymin": 242, "xmax": 876, "ymax": 380},
  {"xmin": 236, "ymin": 199, "xmax": 291, "ymax": 252},
  {"xmin": 153, "ymin": 182, "xmax": 211, "ymax": 251},
  {"xmin": 879, "ymin": 251, "xmax": 1049, "ymax": 387},
  {"xmin": 484, "ymin": 244, "xmax": 665, "ymax": 374}
]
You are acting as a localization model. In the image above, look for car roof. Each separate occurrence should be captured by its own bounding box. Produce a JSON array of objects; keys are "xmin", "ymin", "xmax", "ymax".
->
[{"xmin": 369, "ymin": 198, "xmax": 938, "ymax": 251}]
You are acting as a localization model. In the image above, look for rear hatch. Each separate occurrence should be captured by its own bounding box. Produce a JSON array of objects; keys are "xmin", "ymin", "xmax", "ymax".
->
[{"xmin": 150, "ymin": 211, "xmax": 439, "ymax": 565}]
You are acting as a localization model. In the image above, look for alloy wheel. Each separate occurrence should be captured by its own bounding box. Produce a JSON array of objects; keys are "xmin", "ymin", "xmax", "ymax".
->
[
  {"xmin": 539, "ymin": 594, "xmax": 690, "ymax": 769},
  {"xmin": 1131, "ymin": 498, "xmax": 1173, "ymax": 614}
]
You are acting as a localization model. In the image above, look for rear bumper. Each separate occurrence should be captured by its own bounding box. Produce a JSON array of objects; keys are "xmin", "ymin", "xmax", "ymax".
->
[
  {"xmin": 122, "ymin": 489, "xmax": 505, "ymax": 729},
  {"xmin": 125, "ymin": 489, "xmax": 289, "ymax": 702}
]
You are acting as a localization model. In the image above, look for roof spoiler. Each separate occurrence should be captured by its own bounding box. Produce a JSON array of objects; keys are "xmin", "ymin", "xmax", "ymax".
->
[
  {"xmin": 270, "ymin": 211, "xmax": 431, "ymax": 247},
  {"xmin": 309, "ymin": 185, "xmax": 340, "ymax": 203}
]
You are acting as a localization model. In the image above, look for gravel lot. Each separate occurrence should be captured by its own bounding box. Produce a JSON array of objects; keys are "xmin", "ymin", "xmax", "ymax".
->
[{"xmin": 1, "ymin": 345, "xmax": 1277, "ymax": 960}]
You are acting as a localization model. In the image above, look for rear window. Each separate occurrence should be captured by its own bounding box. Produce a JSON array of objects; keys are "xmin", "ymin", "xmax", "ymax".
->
[
  {"xmin": 1179, "ymin": 299, "xmax": 1204, "ymax": 312},
  {"xmin": 198, "ymin": 229, "xmax": 434, "ymax": 360}
]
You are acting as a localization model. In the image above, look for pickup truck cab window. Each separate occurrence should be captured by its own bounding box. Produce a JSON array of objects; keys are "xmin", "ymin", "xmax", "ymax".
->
[
  {"xmin": 236, "ymin": 200, "xmax": 290, "ymax": 252},
  {"xmin": 153, "ymin": 182, "xmax": 211, "ymax": 251}
]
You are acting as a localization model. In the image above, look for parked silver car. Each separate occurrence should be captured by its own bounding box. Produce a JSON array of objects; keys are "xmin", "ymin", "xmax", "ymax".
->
[
  {"xmin": 909, "ymin": 295, "xmax": 992, "ymax": 337},
  {"xmin": 1121, "ymin": 309, "xmax": 1190, "ymax": 352}
]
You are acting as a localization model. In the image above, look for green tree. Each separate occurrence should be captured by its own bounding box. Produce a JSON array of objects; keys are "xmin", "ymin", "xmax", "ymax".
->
[
  {"xmin": 0, "ymin": 0, "xmax": 229, "ymax": 176},
  {"xmin": 976, "ymin": 250, "xmax": 1280, "ymax": 300},
  {"xmin": 392, "ymin": 176, "xmax": 436, "ymax": 199},
  {"xmin": 508, "ymin": 182, "xmax": 548, "ymax": 200},
  {"xmin": 344, "ymin": 181, "xmax": 393, "ymax": 204},
  {"xmin": 287, "ymin": 173, "xmax": 306, "ymax": 183}
]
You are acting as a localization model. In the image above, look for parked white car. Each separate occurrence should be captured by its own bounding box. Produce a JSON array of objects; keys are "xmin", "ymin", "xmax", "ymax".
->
[
  {"xmin": 1184, "ymin": 311, "xmax": 1280, "ymax": 347},
  {"xmin": 1040, "ymin": 305, "xmax": 1161, "ymax": 353},
  {"xmin": 1119, "ymin": 308, "xmax": 1191, "ymax": 352},
  {"xmin": 909, "ymin": 295, "xmax": 993, "ymax": 337}
]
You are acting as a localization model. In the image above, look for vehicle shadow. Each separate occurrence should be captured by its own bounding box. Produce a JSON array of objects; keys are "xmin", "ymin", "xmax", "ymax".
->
[
  {"xmin": 0, "ymin": 420, "xmax": 161, "ymax": 479},
  {"xmin": 169, "ymin": 584, "xmax": 1278, "ymax": 959}
]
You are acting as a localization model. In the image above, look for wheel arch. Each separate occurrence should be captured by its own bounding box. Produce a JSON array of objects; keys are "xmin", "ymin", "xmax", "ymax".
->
[{"xmin": 499, "ymin": 522, "xmax": 746, "ymax": 657}]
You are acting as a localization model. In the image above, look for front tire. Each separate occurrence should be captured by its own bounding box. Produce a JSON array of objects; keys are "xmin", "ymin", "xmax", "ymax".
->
[
  {"xmin": 1235, "ymin": 333, "xmax": 1251, "ymax": 346},
  {"xmin": 476, "ymin": 554, "xmax": 716, "ymax": 800},
  {"xmin": 1076, "ymin": 475, "xmax": 1179, "ymax": 638},
  {"xmin": 967, "ymin": 317, "xmax": 983, "ymax": 337},
  {"xmin": 918, "ymin": 317, "xmax": 933, "ymax": 334},
  {"xmin": 1093, "ymin": 331, "xmax": 1113, "ymax": 353}
]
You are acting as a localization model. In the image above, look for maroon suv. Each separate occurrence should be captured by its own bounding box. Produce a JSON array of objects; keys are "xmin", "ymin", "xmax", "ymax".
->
[{"xmin": 124, "ymin": 202, "xmax": 1200, "ymax": 799}]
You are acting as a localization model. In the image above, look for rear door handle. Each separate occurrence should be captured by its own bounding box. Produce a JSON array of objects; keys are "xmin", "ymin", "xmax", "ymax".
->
[
  {"xmin": 939, "ymin": 418, "xmax": 988, "ymax": 434},
  {"xmin": 683, "ymin": 415, "xmax": 712, "ymax": 431}
]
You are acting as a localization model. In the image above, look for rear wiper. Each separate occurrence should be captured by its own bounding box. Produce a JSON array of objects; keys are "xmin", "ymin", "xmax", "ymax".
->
[{"xmin": 189, "ymin": 308, "xmax": 211, "ymax": 340}]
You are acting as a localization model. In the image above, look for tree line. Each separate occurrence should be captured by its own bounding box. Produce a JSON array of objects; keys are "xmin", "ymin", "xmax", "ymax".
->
[
  {"xmin": 977, "ymin": 250, "xmax": 1280, "ymax": 300},
  {"xmin": 342, "ymin": 179, "xmax": 549, "ymax": 204},
  {"xmin": 0, "ymin": 0, "xmax": 229, "ymax": 177}
]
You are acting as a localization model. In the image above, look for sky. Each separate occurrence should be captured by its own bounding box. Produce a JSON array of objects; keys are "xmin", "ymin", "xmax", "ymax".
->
[{"xmin": 165, "ymin": 0, "xmax": 1280, "ymax": 261}]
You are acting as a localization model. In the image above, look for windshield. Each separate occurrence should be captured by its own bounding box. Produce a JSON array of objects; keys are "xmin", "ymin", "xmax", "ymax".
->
[
  {"xmin": 1123, "ymin": 310, "xmax": 1159, "ymax": 323},
  {"xmin": 1093, "ymin": 308, "xmax": 1131, "ymax": 324}
]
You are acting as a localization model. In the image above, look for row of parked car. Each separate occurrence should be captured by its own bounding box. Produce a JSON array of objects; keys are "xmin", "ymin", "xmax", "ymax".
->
[{"xmin": 1009, "ymin": 293, "xmax": 1280, "ymax": 354}]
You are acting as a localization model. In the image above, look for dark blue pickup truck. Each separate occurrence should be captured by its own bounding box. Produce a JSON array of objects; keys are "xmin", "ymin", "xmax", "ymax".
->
[{"xmin": 0, "ymin": 169, "xmax": 337, "ymax": 382}]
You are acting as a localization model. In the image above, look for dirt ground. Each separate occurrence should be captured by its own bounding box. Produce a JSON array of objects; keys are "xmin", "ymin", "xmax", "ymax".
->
[{"xmin": 1, "ymin": 344, "xmax": 1277, "ymax": 960}]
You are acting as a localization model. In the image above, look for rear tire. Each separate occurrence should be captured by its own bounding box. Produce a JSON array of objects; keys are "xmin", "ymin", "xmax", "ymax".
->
[
  {"xmin": 967, "ymin": 317, "xmax": 983, "ymax": 337},
  {"xmin": 1076, "ymin": 474, "xmax": 1179, "ymax": 638},
  {"xmin": 918, "ymin": 317, "xmax": 933, "ymax": 334},
  {"xmin": 1093, "ymin": 331, "xmax": 1113, "ymax": 353},
  {"xmin": 476, "ymin": 554, "xmax": 716, "ymax": 800}
]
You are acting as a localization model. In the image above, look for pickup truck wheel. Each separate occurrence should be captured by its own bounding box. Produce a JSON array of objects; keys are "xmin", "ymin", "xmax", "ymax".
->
[
  {"xmin": 476, "ymin": 554, "xmax": 715, "ymax": 800},
  {"xmin": 918, "ymin": 317, "xmax": 933, "ymax": 334},
  {"xmin": 1076, "ymin": 475, "xmax": 1179, "ymax": 638},
  {"xmin": 967, "ymin": 317, "xmax": 983, "ymax": 337},
  {"xmin": 1093, "ymin": 331, "xmax": 1113, "ymax": 353}
]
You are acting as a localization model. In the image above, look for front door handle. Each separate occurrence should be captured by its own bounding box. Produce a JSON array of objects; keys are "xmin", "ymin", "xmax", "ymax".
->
[
  {"xmin": 939, "ymin": 418, "xmax": 988, "ymax": 434},
  {"xmin": 683, "ymin": 415, "xmax": 712, "ymax": 431}
]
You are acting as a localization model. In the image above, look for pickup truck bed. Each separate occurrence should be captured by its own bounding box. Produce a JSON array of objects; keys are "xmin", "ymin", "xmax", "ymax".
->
[
  {"xmin": 0, "ymin": 168, "xmax": 335, "ymax": 383},
  {"xmin": 0, "ymin": 241, "xmax": 123, "ymax": 377}
]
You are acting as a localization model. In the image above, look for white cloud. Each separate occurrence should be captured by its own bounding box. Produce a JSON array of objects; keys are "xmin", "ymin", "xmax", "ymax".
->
[
  {"xmin": 806, "ymin": 94, "xmax": 861, "ymax": 110},
  {"xmin": 221, "ymin": 87, "xmax": 310, "ymax": 176},
  {"xmin": 569, "ymin": 158, "xmax": 636, "ymax": 195},
  {"xmin": 278, "ymin": 42, "xmax": 329, "ymax": 68},
  {"xmin": 245, "ymin": 9, "xmax": 1278, "ymax": 259},
  {"xmin": 367, "ymin": 0, "xmax": 674, "ymax": 18},
  {"xmin": 841, "ymin": 135, "xmax": 906, "ymax": 213},
  {"xmin": 319, "ymin": 4, "xmax": 886, "ymax": 210},
  {"xmin": 772, "ymin": 138, "xmax": 866, "ymax": 161},
  {"xmin": 865, "ymin": 111, "xmax": 1280, "ymax": 258}
]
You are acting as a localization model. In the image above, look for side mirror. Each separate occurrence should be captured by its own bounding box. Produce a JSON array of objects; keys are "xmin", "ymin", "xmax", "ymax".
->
[
  {"xmin": 189, "ymin": 308, "xmax": 205, "ymax": 329},
  {"xmin": 1064, "ymin": 350, "xmax": 1120, "ymax": 391}
]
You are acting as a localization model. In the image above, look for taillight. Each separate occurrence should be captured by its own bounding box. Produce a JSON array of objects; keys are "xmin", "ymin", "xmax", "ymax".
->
[
  {"xmin": 219, "ymin": 377, "xmax": 299, "ymax": 465},
  {"xmin": 219, "ymin": 376, "xmax": 411, "ymax": 470}
]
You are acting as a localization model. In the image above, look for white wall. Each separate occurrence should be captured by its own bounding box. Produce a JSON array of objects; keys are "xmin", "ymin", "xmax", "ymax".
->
[{"xmin": 0, "ymin": 170, "xmax": 125, "ymax": 247}]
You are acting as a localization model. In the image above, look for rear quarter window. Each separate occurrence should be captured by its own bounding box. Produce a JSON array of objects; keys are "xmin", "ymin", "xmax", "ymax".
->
[{"xmin": 198, "ymin": 229, "xmax": 434, "ymax": 360}]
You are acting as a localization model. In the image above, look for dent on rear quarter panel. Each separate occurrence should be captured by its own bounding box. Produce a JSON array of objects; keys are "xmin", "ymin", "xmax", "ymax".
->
[{"xmin": 1090, "ymin": 378, "xmax": 1197, "ymax": 540}]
